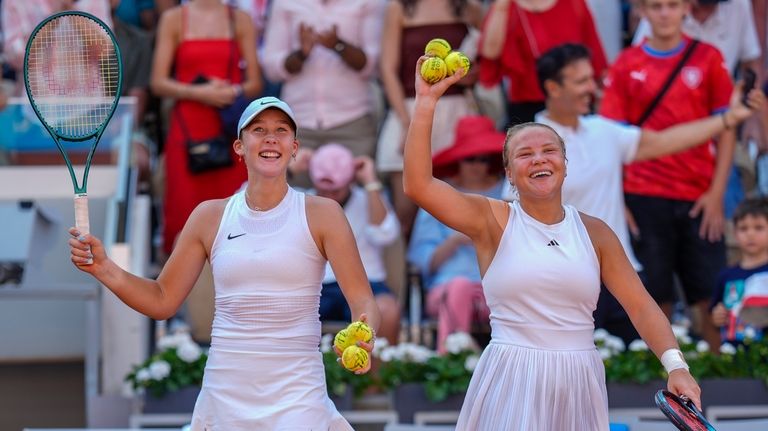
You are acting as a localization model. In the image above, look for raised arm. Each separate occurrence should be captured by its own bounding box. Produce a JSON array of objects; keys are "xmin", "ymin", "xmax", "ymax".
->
[
  {"xmin": 583, "ymin": 215, "xmax": 702, "ymax": 409},
  {"xmin": 68, "ymin": 201, "xmax": 219, "ymax": 320},
  {"xmin": 635, "ymin": 83, "xmax": 764, "ymax": 161},
  {"xmin": 402, "ymin": 57, "xmax": 495, "ymax": 238}
]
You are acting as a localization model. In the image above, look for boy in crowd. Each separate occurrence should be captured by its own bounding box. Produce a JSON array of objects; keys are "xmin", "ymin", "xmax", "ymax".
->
[{"xmin": 711, "ymin": 198, "xmax": 768, "ymax": 345}]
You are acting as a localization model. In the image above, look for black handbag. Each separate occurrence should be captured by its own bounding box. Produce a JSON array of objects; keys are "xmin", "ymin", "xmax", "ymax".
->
[
  {"xmin": 218, "ymin": 6, "xmax": 250, "ymax": 137},
  {"xmin": 177, "ymin": 108, "xmax": 234, "ymax": 174}
]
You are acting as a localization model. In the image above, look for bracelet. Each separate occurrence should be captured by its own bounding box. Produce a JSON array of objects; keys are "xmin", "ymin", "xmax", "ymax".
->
[
  {"xmin": 721, "ymin": 112, "xmax": 732, "ymax": 130},
  {"xmin": 660, "ymin": 348, "xmax": 689, "ymax": 373},
  {"xmin": 364, "ymin": 181, "xmax": 383, "ymax": 192}
]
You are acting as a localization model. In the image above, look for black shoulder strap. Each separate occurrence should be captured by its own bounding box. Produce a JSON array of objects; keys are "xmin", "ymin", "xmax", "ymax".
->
[{"xmin": 635, "ymin": 40, "xmax": 700, "ymax": 126}]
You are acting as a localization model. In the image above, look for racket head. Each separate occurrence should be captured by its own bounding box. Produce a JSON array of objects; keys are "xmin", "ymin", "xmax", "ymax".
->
[
  {"xmin": 654, "ymin": 390, "xmax": 716, "ymax": 431},
  {"xmin": 23, "ymin": 11, "xmax": 122, "ymax": 142}
]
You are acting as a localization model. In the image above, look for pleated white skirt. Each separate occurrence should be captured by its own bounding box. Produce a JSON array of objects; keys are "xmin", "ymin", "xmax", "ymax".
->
[
  {"xmin": 189, "ymin": 344, "xmax": 352, "ymax": 431},
  {"xmin": 456, "ymin": 341, "xmax": 609, "ymax": 431}
]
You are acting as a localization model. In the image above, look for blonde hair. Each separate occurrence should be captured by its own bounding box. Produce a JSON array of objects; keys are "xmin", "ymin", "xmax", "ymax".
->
[{"xmin": 502, "ymin": 122, "xmax": 566, "ymax": 168}]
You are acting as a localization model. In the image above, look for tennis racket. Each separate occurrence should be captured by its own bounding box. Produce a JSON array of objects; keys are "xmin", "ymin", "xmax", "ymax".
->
[
  {"xmin": 23, "ymin": 11, "xmax": 122, "ymax": 264},
  {"xmin": 655, "ymin": 389, "xmax": 717, "ymax": 431}
]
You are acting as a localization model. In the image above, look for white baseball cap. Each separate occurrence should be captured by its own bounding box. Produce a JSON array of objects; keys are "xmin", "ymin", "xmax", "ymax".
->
[{"xmin": 237, "ymin": 96, "xmax": 298, "ymax": 137}]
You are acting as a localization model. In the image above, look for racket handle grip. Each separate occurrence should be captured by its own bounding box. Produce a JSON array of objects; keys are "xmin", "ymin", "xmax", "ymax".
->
[{"xmin": 74, "ymin": 194, "xmax": 92, "ymax": 265}]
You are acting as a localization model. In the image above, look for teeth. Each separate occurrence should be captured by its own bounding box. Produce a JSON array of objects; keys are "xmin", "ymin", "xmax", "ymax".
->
[
  {"xmin": 530, "ymin": 171, "xmax": 551, "ymax": 178},
  {"xmin": 259, "ymin": 152, "xmax": 280, "ymax": 158}
]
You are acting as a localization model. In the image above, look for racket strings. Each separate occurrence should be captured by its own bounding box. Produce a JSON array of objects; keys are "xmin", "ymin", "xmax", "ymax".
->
[{"xmin": 26, "ymin": 14, "xmax": 119, "ymax": 139}]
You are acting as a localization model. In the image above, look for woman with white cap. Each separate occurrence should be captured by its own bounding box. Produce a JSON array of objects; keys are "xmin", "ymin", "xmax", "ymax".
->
[{"xmin": 67, "ymin": 96, "xmax": 380, "ymax": 430}]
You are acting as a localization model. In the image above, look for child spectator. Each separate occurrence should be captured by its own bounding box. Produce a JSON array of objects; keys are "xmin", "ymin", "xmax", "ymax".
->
[{"xmin": 711, "ymin": 198, "xmax": 768, "ymax": 344}]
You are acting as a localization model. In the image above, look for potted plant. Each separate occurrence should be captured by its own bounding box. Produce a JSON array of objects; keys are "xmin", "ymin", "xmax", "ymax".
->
[
  {"xmin": 597, "ymin": 327, "xmax": 768, "ymax": 409},
  {"xmin": 378, "ymin": 332, "xmax": 480, "ymax": 423},
  {"xmin": 319, "ymin": 333, "xmax": 374, "ymax": 410},
  {"xmin": 125, "ymin": 330, "xmax": 207, "ymax": 413}
]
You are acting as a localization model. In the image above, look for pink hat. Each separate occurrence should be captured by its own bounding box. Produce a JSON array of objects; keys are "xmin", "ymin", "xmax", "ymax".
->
[{"xmin": 310, "ymin": 143, "xmax": 355, "ymax": 190}]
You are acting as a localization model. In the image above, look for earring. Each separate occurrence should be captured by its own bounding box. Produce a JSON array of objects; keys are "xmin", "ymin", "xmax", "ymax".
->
[
  {"xmin": 292, "ymin": 153, "xmax": 297, "ymax": 159},
  {"xmin": 238, "ymin": 155, "xmax": 243, "ymax": 163}
]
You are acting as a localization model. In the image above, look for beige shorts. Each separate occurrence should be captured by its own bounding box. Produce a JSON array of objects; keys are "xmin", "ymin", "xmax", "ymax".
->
[{"xmin": 376, "ymin": 94, "xmax": 476, "ymax": 173}]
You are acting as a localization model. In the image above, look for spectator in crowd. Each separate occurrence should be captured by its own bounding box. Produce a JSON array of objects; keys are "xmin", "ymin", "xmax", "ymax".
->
[
  {"xmin": 2, "ymin": 0, "xmax": 112, "ymax": 96},
  {"xmin": 600, "ymin": 0, "xmax": 736, "ymax": 349},
  {"xmin": 306, "ymin": 144, "xmax": 401, "ymax": 344},
  {"xmin": 529, "ymin": 43, "xmax": 763, "ymax": 343},
  {"xmin": 408, "ymin": 116, "xmax": 505, "ymax": 353},
  {"xmin": 150, "ymin": 0, "xmax": 262, "ymax": 255},
  {"xmin": 112, "ymin": 0, "xmax": 155, "ymax": 188},
  {"xmin": 114, "ymin": 0, "xmax": 157, "ymax": 30},
  {"xmin": 633, "ymin": 0, "xmax": 766, "ymax": 210},
  {"xmin": 478, "ymin": 0, "xmax": 607, "ymax": 126},
  {"xmin": 261, "ymin": 0, "xmax": 385, "ymax": 187},
  {"xmin": 633, "ymin": 0, "xmax": 761, "ymax": 77},
  {"xmin": 377, "ymin": 0, "xmax": 483, "ymax": 240},
  {"xmin": 711, "ymin": 198, "xmax": 768, "ymax": 345}
]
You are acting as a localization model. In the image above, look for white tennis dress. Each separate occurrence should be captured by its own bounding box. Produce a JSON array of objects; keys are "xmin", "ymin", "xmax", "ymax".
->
[
  {"xmin": 189, "ymin": 187, "xmax": 352, "ymax": 430},
  {"xmin": 456, "ymin": 201, "xmax": 609, "ymax": 430}
]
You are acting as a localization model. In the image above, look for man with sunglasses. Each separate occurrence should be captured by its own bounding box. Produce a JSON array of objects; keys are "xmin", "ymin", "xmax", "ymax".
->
[{"xmin": 528, "ymin": 43, "xmax": 762, "ymax": 343}]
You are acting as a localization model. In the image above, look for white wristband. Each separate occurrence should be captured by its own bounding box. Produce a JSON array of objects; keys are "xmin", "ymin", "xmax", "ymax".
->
[{"xmin": 660, "ymin": 348, "xmax": 689, "ymax": 373}]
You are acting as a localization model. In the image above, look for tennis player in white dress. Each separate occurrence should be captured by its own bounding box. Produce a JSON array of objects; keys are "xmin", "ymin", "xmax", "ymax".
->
[
  {"xmin": 402, "ymin": 58, "xmax": 702, "ymax": 430},
  {"xmin": 68, "ymin": 97, "xmax": 380, "ymax": 430}
]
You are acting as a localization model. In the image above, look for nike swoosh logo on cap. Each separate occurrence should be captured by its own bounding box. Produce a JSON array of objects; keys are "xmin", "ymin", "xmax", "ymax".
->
[{"xmin": 260, "ymin": 100, "xmax": 275, "ymax": 105}]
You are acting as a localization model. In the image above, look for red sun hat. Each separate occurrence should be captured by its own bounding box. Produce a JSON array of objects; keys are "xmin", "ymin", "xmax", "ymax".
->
[{"xmin": 432, "ymin": 116, "xmax": 506, "ymax": 178}]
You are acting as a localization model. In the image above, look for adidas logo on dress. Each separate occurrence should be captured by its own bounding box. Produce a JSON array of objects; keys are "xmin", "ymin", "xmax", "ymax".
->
[{"xmin": 547, "ymin": 239, "xmax": 560, "ymax": 247}]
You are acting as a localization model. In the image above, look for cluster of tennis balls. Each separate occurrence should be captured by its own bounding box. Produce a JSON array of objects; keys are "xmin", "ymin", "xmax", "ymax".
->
[
  {"xmin": 419, "ymin": 38, "xmax": 471, "ymax": 84},
  {"xmin": 334, "ymin": 321, "xmax": 374, "ymax": 372}
]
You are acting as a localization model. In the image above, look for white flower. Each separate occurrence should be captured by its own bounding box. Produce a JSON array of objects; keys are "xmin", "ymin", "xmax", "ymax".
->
[
  {"xmin": 157, "ymin": 332, "xmax": 194, "ymax": 351},
  {"xmin": 464, "ymin": 355, "xmax": 480, "ymax": 372},
  {"xmin": 177, "ymin": 342, "xmax": 202, "ymax": 363},
  {"xmin": 445, "ymin": 332, "xmax": 475, "ymax": 354},
  {"xmin": 598, "ymin": 347, "xmax": 613, "ymax": 360},
  {"xmin": 136, "ymin": 368, "xmax": 151, "ymax": 383},
  {"xmin": 593, "ymin": 328, "xmax": 610, "ymax": 342},
  {"xmin": 379, "ymin": 346, "xmax": 395, "ymax": 362},
  {"xmin": 148, "ymin": 360, "xmax": 171, "ymax": 380},
  {"xmin": 629, "ymin": 340, "xmax": 649, "ymax": 351},
  {"xmin": 677, "ymin": 335, "xmax": 693, "ymax": 345},
  {"xmin": 605, "ymin": 335, "xmax": 626, "ymax": 353},
  {"xmin": 671, "ymin": 324, "xmax": 689, "ymax": 340},
  {"xmin": 720, "ymin": 343, "xmax": 737, "ymax": 355},
  {"xmin": 696, "ymin": 340, "xmax": 710, "ymax": 353},
  {"xmin": 744, "ymin": 326, "xmax": 757, "ymax": 340},
  {"xmin": 320, "ymin": 333, "xmax": 333, "ymax": 353},
  {"xmin": 372, "ymin": 338, "xmax": 389, "ymax": 356}
]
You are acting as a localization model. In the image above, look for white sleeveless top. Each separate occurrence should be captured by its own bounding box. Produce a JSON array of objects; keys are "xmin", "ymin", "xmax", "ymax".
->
[
  {"xmin": 209, "ymin": 187, "xmax": 326, "ymax": 350},
  {"xmin": 482, "ymin": 200, "xmax": 601, "ymax": 350}
]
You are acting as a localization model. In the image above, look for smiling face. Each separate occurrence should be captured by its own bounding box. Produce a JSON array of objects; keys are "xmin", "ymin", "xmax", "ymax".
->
[
  {"xmin": 234, "ymin": 108, "xmax": 298, "ymax": 178},
  {"xmin": 547, "ymin": 58, "xmax": 597, "ymax": 117},
  {"xmin": 504, "ymin": 124, "xmax": 566, "ymax": 200}
]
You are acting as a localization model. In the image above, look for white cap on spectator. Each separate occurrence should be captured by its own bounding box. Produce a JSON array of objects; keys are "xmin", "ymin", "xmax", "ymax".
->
[{"xmin": 237, "ymin": 96, "xmax": 298, "ymax": 137}]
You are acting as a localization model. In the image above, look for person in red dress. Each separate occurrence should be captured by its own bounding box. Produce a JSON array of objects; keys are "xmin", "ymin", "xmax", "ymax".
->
[
  {"xmin": 478, "ymin": 0, "xmax": 607, "ymax": 126},
  {"xmin": 150, "ymin": 0, "xmax": 262, "ymax": 255}
]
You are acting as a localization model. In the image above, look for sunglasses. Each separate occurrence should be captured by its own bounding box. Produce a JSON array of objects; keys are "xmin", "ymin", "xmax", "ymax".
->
[{"xmin": 462, "ymin": 155, "xmax": 493, "ymax": 164}]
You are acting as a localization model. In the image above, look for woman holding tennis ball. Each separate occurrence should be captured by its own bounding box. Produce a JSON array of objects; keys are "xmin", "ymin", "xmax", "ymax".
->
[
  {"xmin": 403, "ymin": 58, "xmax": 701, "ymax": 429},
  {"xmin": 68, "ymin": 97, "xmax": 379, "ymax": 430}
]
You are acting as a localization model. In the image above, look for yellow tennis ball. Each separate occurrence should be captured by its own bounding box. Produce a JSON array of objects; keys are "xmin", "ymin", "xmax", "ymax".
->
[
  {"xmin": 445, "ymin": 51, "xmax": 471, "ymax": 78},
  {"xmin": 346, "ymin": 321, "xmax": 373, "ymax": 344},
  {"xmin": 420, "ymin": 57, "xmax": 447, "ymax": 84},
  {"xmin": 334, "ymin": 329, "xmax": 354, "ymax": 352},
  {"xmin": 341, "ymin": 345, "xmax": 369, "ymax": 372},
  {"xmin": 424, "ymin": 38, "xmax": 452, "ymax": 59}
]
